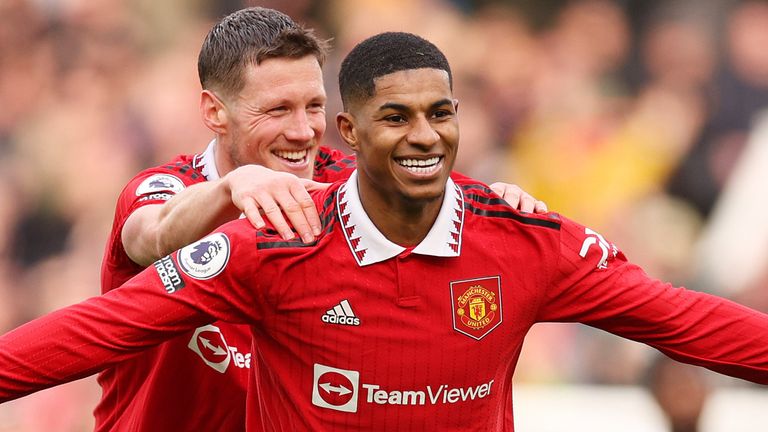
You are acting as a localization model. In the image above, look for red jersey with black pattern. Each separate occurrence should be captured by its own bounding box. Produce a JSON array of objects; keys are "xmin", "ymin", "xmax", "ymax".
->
[
  {"xmin": 95, "ymin": 145, "xmax": 353, "ymax": 432},
  {"xmin": 1, "ymin": 173, "xmax": 763, "ymax": 430}
]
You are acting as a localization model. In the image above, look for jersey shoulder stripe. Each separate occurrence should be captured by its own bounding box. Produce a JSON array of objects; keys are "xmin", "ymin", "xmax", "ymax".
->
[
  {"xmin": 314, "ymin": 148, "xmax": 356, "ymax": 172},
  {"xmin": 161, "ymin": 161, "xmax": 203, "ymax": 181},
  {"xmin": 459, "ymin": 183, "xmax": 561, "ymax": 230},
  {"xmin": 324, "ymin": 155, "xmax": 357, "ymax": 172},
  {"xmin": 314, "ymin": 147, "xmax": 337, "ymax": 172}
]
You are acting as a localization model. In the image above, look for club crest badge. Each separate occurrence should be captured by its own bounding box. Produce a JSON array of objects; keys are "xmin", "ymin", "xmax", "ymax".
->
[
  {"xmin": 450, "ymin": 276, "xmax": 502, "ymax": 340},
  {"xmin": 177, "ymin": 233, "xmax": 230, "ymax": 280}
]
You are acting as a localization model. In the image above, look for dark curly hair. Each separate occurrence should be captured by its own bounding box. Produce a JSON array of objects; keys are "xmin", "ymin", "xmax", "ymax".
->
[{"xmin": 338, "ymin": 32, "xmax": 452, "ymax": 110}]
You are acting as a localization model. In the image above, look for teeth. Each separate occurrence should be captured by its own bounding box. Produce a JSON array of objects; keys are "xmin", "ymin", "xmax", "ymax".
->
[
  {"xmin": 397, "ymin": 156, "xmax": 440, "ymax": 168},
  {"xmin": 274, "ymin": 149, "xmax": 308, "ymax": 162},
  {"xmin": 396, "ymin": 156, "xmax": 442, "ymax": 174}
]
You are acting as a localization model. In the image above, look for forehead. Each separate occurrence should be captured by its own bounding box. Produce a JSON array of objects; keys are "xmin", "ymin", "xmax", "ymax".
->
[
  {"xmin": 238, "ymin": 55, "xmax": 325, "ymax": 100},
  {"xmin": 369, "ymin": 68, "xmax": 452, "ymax": 107}
]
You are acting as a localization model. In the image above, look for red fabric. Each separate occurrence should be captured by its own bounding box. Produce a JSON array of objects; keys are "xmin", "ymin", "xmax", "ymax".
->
[
  {"xmin": 94, "ymin": 148, "xmax": 354, "ymax": 431},
  {"xmin": 1, "ymin": 178, "xmax": 767, "ymax": 431}
]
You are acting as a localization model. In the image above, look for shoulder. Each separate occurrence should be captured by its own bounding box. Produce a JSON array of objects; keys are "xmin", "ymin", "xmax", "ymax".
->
[
  {"xmin": 125, "ymin": 154, "xmax": 203, "ymax": 191},
  {"xmin": 149, "ymin": 153, "xmax": 206, "ymax": 185},
  {"xmin": 313, "ymin": 146, "xmax": 356, "ymax": 182},
  {"xmin": 553, "ymin": 214, "xmax": 626, "ymax": 270},
  {"xmin": 118, "ymin": 154, "xmax": 204, "ymax": 202},
  {"xmin": 220, "ymin": 181, "xmax": 345, "ymax": 252},
  {"xmin": 455, "ymin": 177, "xmax": 561, "ymax": 232}
]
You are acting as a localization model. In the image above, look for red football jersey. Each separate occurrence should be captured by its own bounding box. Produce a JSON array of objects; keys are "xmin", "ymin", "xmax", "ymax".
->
[
  {"xmin": 95, "ymin": 142, "xmax": 354, "ymax": 431},
  {"xmin": 2, "ymin": 172, "xmax": 768, "ymax": 431}
]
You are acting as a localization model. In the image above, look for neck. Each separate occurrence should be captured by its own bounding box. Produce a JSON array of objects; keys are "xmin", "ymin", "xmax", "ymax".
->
[
  {"xmin": 356, "ymin": 177, "xmax": 445, "ymax": 247},
  {"xmin": 213, "ymin": 136, "xmax": 236, "ymax": 177}
]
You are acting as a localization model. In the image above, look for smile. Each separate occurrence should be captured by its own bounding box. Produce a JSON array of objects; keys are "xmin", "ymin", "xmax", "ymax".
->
[
  {"xmin": 273, "ymin": 149, "xmax": 308, "ymax": 163},
  {"xmin": 395, "ymin": 156, "xmax": 443, "ymax": 174}
]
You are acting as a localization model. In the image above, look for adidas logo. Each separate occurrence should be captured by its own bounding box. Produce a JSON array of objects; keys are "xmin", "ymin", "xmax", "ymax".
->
[{"xmin": 321, "ymin": 299, "xmax": 361, "ymax": 326}]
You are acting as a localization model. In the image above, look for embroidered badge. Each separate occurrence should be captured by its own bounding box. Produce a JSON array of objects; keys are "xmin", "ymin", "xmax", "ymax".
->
[
  {"xmin": 177, "ymin": 232, "xmax": 230, "ymax": 280},
  {"xmin": 135, "ymin": 174, "xmax": 185, "ymax": 196},
  {"xmin": 450, "ymin": 276, "xmax": 502, "ymax": 340}
]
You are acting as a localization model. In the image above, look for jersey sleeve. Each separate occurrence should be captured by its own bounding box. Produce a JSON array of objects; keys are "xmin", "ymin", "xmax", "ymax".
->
[
  {"xmin": 537, "ymin": 216, "xmax": 768, "ymax": 384},
  {"xmin": 0, "ymin": 220, "xmax": 266, "ymax": 402},
  {"xmin": 118, "ymin": 165, "xmax": 206, "ymax": 229},
  {"xmin": 102, "ymin": 162, "xmax": 208, "ymax": 293}
]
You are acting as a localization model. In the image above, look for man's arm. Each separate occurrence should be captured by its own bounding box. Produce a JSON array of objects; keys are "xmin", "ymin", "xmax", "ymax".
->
[
  {"xmin": 0, "ymin": 224, "xmax": 260, "ymax": 402},
  {"xmin": 0, "ymin": 276, "xmax": 213, "ymax": 402},
  {"xmin": 123, "ymin": 164, "xmax": 325, "ymax": 266},
  {"xmin": 539, "ymin": 216, "xmax": 768, "ymax": 384}
]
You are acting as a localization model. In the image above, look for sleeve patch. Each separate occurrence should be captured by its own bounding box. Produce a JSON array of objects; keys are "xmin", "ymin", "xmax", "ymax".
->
[
  {"xmin": 154, "ymin": 256, "xmax": 187, "ymax": 293},
  {"xmin": 135, "ymin": 174, "xmax": 186, "ymax": 196},
  {"xmin": 177, "ymin": 233, "xmax": 231, "ymax": 280}
]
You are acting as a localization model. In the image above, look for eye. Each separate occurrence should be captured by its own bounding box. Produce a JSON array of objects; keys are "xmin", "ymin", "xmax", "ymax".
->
[
  {"xmin": 268, "ymin": 106, "xmax": 288, "ymax": 115},
  {"xmin": 384, "ymin": 114, "xmax": 407, "ymax": 124},
  {"xmin": 307, "ymin": 102, "xmax": 325, "ymax": 113},
  {"xmin": 433, "ymin": 109, "xmax": 454, "ymax": 119}
]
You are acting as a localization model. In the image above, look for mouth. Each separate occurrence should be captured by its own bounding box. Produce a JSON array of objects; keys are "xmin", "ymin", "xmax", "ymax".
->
[
  {"xmin": 394, "ymin": 156, "xmax": 444, "ymax": 175},
  {"xmin": 273, "ymin": 149, "xmax": 310, "ymax": 165}
]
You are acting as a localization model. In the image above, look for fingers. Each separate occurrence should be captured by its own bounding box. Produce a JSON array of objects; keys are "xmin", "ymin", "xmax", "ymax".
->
[
  {"xmin": 288, "ymin": 180, "xmax": 322, "ymax": 238},
  {"xmin": 226, "ymin": 166, "xmax": 325, "ymax": 243},
  {"xmin": 254, "ymin": 194, "xmax": 296, "ymax": 241},
  {"xmin": 242, "ymin": 197, "xmax": 266, "ymax": 229},
  {"xmin": 301, "ymin": 179, "xmax": 331, "ymax": 192},
  {"xmin": 517, "ymin": 194, "xmax": 537, "ymax": 213},
  {"xmin": 237, "ymin": 181, "xmax": 319, "ymax": 243},
  {"xmin": 257, "ymin": 190, "xmax": 317, "ymax": 243},
  {"xmin": 490, "ymin": 182, "xmax": 523, "ymax": 209},
  {"xmin": 489, "ymin": 182, "xmax": 548, "ymax": 214}
]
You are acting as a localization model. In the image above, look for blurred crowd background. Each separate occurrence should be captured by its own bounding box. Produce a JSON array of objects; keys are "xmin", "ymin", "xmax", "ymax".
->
[{"xmin": 2, "ymin": 0, "xmax": 768, "ymax": 430}]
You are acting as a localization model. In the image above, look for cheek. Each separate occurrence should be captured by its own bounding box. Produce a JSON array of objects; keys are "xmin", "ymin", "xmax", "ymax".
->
[
  {"xmin": 310, "ymin": 113, "xmax": 327, "ymax": 135},
  {"xmin": 362, "ymin": 142, "xmax": 393, "ymax": 169},
  {"xmin": 439, "ymin": 125, "xmax": 460, "ymax": 148},
  {"xmin": 245, "ymin": 122, "xmax": 283, "ymax": 149}
]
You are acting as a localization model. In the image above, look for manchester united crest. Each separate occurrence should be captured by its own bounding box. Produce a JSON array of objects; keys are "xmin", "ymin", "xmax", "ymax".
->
[{"xmin": 450, "ymin": 276, "xmax": 502, "ymax": 340}]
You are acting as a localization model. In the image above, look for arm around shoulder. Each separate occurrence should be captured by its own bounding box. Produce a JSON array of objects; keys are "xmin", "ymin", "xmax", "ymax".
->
[{"xmin": 122, "ymin": 179, "xmax": 240, "ymax": 266}]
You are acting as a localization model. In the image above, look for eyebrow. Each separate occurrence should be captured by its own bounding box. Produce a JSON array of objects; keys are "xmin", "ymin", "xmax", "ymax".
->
[{"xmin": 378, "ymin": 98, "xmax": 454, "ymax": 112}]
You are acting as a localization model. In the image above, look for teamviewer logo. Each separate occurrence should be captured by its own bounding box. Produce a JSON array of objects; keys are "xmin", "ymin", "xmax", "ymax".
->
[{"xmin": 312, "ymin": 363, "xmax": 359, "ymax": 413}]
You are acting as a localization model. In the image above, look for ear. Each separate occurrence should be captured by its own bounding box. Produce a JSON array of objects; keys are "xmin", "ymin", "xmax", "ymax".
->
[
  {"xmin": 453, "ymin": 98, "xmax": 459, "ymax": 113},
  {"xmin": 200, "ymin": 90, "xmax": 229, "ymax": 134},
  {"xmin": 336, "ymin": 112, "xmax": 360, "ymax": 152}
]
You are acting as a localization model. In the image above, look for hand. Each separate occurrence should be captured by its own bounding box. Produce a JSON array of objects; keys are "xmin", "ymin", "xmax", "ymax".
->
[
  {"xmin": 489, "ymin": 182, "xmax": 548, "ymax": 214},
  {"xmin": 225, "ymin": 165, "xmax": 330, "ymax": 242}
]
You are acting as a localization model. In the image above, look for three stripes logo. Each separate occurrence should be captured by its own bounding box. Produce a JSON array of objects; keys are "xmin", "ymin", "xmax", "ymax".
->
[{"xmin": 321, "ymin": 299, "xmax": 361, "ymax": 326}]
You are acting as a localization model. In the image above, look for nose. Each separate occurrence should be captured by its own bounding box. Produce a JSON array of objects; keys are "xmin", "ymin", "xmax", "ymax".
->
[
  {"xmin": 284, "ymin": 110, "xmax": 316, "ymax": 142},
  {"xmin": 406, "ymin": 115, "xmax": 439, "ymax": 147}
]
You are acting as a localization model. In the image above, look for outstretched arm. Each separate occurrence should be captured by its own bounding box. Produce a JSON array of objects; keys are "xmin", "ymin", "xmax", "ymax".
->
[
  {"xmin": 0, "ymin": 224, "xmax": 260, "ymax": 402},
  {"xmin": 539, "ymin": 216, "xmax": 768, "ymax": 384},
  {"xmin": 0, "ymin": 276, "xmax": 212, "ymax": 402}
]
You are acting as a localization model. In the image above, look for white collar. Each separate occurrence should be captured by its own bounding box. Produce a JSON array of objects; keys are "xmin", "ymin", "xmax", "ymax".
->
[
  {"xmin": 194, "ymin": 139, "xmax": 221, "ymax": 181},
  {"xmin": 337, "ymin": 170, "xmax": 464, "ymax": 267}
]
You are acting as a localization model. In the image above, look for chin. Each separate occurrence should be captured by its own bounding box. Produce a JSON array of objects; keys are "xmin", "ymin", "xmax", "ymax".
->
[{"xmin": 403, "ymin": 186, "xmax": 446, "ymax": 203}]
